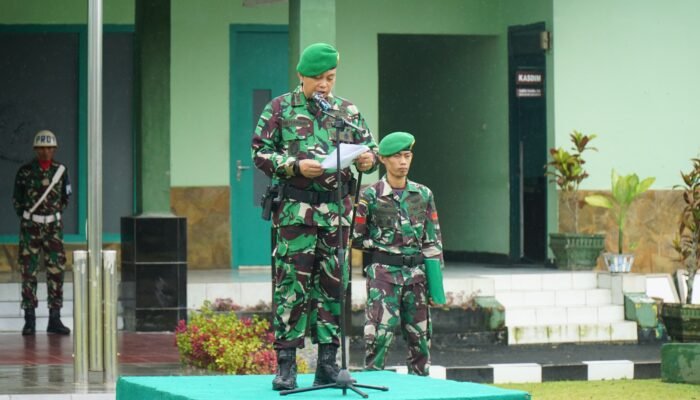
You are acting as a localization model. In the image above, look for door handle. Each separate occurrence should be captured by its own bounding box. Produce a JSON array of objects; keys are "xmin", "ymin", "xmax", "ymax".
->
[{"xmin": 236, "ymin": 160, "xmax": 251, "ymax": 181}]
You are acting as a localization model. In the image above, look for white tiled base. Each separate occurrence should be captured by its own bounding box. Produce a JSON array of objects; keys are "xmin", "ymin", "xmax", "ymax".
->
[
  {"xmin": 490, "ymin": 363, "xmax": 542, "ymax": 384},
  {"xmin": 392, "ymin": 365, "xmax": 445, "ymax": 379},
  {"xmin": 0, "ymin": 395, "xmax": 114, "ymax": 400},
  {"xmin": 583, "ymin": 360, "xmax": 634, "ymax": 381},
  {"xmin": 507, "ymin": 320, "xmax": 638, "ymax": 345}
]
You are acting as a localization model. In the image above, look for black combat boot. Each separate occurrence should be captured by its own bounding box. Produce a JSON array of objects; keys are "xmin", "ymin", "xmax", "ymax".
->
[
  {"xmin": 313, "ymin": 343, "xmax": 340, "ymax": 386},
  {"xmin": 22, "ymin": 308, "xmax": 36, "ymax": 336},
  {"xmin": 47, "ymin": 308, "xmax": 71, "ymax": 335},
  {"xmin": 272, "ymin": 348, "xmax": 297, "ymax": 390}
]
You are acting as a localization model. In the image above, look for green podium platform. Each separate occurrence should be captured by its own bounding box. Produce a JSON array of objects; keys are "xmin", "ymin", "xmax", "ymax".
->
[{"xmin": 116, "ymin": 371, "xmax": 530, "ymax": 400}]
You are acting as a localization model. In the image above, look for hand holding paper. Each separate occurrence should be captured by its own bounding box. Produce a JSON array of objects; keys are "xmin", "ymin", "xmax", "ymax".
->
[{"xmin": 320, "ymin": 144, "xmax": 370, "ymax": 169}]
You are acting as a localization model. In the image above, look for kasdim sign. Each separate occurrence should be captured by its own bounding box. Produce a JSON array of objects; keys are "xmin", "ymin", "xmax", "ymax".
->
[{"xmin": 516, "ymin": 70, "xmax": 543, "ymax": 98}]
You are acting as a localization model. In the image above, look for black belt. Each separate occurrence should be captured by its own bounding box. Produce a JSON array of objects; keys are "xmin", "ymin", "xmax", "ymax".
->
[
  {"xmin": 370, "ymin": 252, "xmax": 424, "ymax": 267},
  {"xmin": 283, "ymin": 181, "xmax": 352, "ymax": 205}
]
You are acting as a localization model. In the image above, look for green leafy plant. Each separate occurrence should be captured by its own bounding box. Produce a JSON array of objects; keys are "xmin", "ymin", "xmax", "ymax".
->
[
  {"xmin": 671, "ymin": 158, "xmax": 700, "ymax": 304},
  {"xmin": 545, "ymin": 130, "xmax": 597, "ymax": 233},
  {"xmin": 175, "ymin": 301, "xmax": 308, "ymax": 375},
  {"xmin": 585, "ymin": 170, "xmax": 655, "ymax": 254}
]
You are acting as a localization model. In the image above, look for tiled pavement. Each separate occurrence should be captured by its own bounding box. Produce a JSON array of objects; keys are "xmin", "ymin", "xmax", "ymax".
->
[
  {"xmin": 0, "ymin": 332, "xmax": 184, "ymax": 398},
  {"xmin": 0, "ymin": 331, "xmax": 664, "ymax": 398},
  {"xmin": 0, "ymin": 265, "xmax": 669, "ymax": 398}
]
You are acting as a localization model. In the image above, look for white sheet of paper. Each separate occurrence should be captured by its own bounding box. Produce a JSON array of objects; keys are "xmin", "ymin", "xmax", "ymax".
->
[{"xmin": 320, "ymin": 144, "xmax": 369, "ymax": 169}]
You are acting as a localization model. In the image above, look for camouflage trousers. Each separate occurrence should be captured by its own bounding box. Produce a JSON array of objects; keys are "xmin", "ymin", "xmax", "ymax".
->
[
  {"xmin": 273, "ymin": 225, "xmax": 349, "ymax": 350},
  {"xmin": 18, "ymin": 220, "xmax": 67, "ymax": 310},
  {"xmin": 364, "ymin": 263, "xmax": 431, "ymax": 376}
]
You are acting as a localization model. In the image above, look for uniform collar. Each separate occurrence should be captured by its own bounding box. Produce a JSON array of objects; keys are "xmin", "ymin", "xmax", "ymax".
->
[
  {"xmin": 378, "ymin": 176, "xmax": 419, "ymax": 197},
  {"xmin": 291, "ymin": 86, "xmax": 307, "ymax": 107},
  {"xmin": 32, "ymin": 158, "xmax": 56, "ymax": 169},
  {"xmin": 290, "ymin": 85, "xmax": 338, "ymax": 109}
]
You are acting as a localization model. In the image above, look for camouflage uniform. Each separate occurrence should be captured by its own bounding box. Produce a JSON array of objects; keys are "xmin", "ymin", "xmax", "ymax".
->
[
  {"xmin": 251, "ymin": 85, "xmax": 377, "ymax": 349},
  {"xmin": 353, "ymin": 176, "xmax": 442, "ymax": 376},
  {"xmin": 12, "ymin": 159, "xmax": 71, "ymax": 310}
]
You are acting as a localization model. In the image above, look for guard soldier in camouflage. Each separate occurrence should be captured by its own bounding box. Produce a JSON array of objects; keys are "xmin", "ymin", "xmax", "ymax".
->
[
  {"xmin": 352, "ymin": 131, "xmax": 443, "ymax": 376},
  {"xmin": 12, "ymin": 130, "xmax": 72, "ymax": 336},
  {"xmin": 251, "ymin": 42, "xmax": 378, "ymax": 390}
]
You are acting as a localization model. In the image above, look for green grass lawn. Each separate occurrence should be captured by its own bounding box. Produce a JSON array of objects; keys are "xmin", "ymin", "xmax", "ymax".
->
[{"xmin": 495, "ymin": 379, "xmax": 699, "ymax": 400}]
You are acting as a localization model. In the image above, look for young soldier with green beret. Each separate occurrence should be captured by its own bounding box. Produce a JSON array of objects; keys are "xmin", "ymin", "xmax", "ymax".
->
[
  {"xmin": 251, "ymin": 42, "xmax": 378, "ymax": 390},
  {"xmin": 352, "ymin": 131, "xmax": 443, "ymax": 376}
]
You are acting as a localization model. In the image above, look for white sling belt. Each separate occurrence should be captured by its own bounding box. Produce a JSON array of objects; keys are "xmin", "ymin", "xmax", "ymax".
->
[{"xmin": 23, "ymin": 165, "xmax": 65, "ymax": 224}]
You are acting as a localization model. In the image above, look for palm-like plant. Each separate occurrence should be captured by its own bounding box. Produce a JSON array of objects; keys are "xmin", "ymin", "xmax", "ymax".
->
[
  {"xmin": 671, "ymin": 158, "xmax": 700, "ymax": 304},
  {"xmin": 585, "ymin": 170, "xmax": 655, "ymax": 254},
  {"xmin": 545, "ymin": 130, "xmax": 597, "ymax": 233}
]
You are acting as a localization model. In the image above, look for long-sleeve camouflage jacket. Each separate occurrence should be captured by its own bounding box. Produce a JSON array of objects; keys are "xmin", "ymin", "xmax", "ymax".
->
[
  {"xmin": 13, "ymin": 159, "xmax": 71, "ymax": 218},
  {"xmin": 352, "ymin": 176, "xmax": 443, "ymax": 275},
  {"xmin": 251, "ymin": 86, "xmax": 378, "ymax": 227}
]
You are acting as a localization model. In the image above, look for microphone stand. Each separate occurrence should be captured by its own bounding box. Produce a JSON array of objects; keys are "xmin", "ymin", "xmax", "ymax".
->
[{"xmin": 281, "ymin": 107, "xmax": 388, "ymax": 398}]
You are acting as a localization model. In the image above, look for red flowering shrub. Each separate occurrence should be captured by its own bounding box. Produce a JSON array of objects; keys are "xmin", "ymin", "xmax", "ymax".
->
[{"xmin": 175, "ymin": 301, "xmax": 288, "ymax": 374}]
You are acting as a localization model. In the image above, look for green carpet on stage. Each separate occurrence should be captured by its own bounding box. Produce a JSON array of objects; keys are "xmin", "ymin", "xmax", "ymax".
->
[{"xmin": 116, "ymin": 371, "xmax": 530, "ymax": 400}]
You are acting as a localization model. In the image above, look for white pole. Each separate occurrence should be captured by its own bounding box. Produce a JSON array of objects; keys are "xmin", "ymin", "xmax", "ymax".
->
[
  {"xmin": 87, "ymin": 0, "xmax": 104, "ymax": 372},
  {"xmin": 102, "ymin": 250, "xmax": 118, "ymax": 385},
  {"xmin": 72, "ymin": 251, "xmax": 89, "ymax": 385}
]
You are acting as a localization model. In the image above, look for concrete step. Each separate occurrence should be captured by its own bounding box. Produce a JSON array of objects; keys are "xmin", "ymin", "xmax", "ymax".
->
[
  {"xmin": 496, "ymin": 288, "xmax": 612, "ymax": 308},
  {"xmin": 490, "ymin": 272, "xmax": 634, "ymax": 346},
  {"xmin": 484, "ymin": 271, "xmax": 598, "ymax": 292},
  {"xmin": 0, "ymin": 282, "xmax": 74, "ymax": 301},
  {"xmin": 0, "ymin": 315, "xmax": 124, "ymax": 332},
  {"xmin": 187, "ymin": 276, "xmax": 499, "ymax": 309},
  {"xmin": 0, "ymin": 281, "xmax": 124, "ymax": 332},
  {"xmin": 505, "ymin": 305, "xmax": 625, "ymax": 326},
  {"xmin": 0, "ymin": 301, "xmax": 75, "ymax": 317},
  {"xmin": 0, "ymin": 316, "xmax": 75, "ymax": 331},
  {"xmin": 507, "ymin": 321, "xmax": 638, "ymax": 345},
  {"xmin": 186, "ymin": 281, "xmax": 272, "ymax": 310}
]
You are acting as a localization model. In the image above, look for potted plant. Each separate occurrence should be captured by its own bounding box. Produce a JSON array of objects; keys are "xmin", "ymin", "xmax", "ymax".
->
[
  {"xmin": 584, "ymin": 170, "xmax": 655, "ymax": 272},
  {"xmin": 545, "ymin": 130, "xmax": 605, "ymax": 270},
  {"xmin": 662, "ymin": 158, "xmax": 700, "ymax": 342}
]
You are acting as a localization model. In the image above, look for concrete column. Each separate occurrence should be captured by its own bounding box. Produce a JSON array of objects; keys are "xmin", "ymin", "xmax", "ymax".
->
[
  {"xmin": 134, "ymin": 0, "xmax": 171, "ymax": 214},
  {"xmin": 125, "ymin": 0, "xmax": 186, "ymax": 334},
  {"xmin": 288, "ymin": 0, "xmax": 336, "ymax": 89}
]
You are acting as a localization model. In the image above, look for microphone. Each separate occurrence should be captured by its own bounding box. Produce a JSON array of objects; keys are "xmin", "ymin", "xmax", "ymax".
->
[{"xmin": 311, "ymin": 92, "xmax": 333, "ymax": 112}]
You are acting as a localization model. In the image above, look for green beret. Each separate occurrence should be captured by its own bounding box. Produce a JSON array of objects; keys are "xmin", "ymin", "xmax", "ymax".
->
[
  {"xmin": 296, "ymin": 43, "xmax": 339, "ymax": 76},
  {"xmin": 378, "ymin": 131, "xmax": 415, "ymax": 156}
]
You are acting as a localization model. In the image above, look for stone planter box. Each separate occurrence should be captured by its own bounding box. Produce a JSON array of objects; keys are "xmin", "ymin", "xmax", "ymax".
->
[
  {"xmin": 219, "ymin": 306, "xmax": 508, "ymax": 346},
  {"xmin": 661, "ymin": 343, "xmax": 700, "ymax": 384},
  {"xmin": 350, "ymin": 305, "xmax": 506, "ymax": 344},
  {"xmin": 662, "ymin": 303, "xmax": 700, "ymax": 342},
  {"xmin": 549, "ymin": 233, "xmax": 605, "ymax": 271}
]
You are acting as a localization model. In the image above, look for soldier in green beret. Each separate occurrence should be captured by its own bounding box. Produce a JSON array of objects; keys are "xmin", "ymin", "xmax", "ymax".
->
[
  {"xmin": 352, "ymin": 131, "xmax": 443, "ymax": 376},
  {"xmin": 252, "ymin": 42, "xmax": 378, "ymax": 390}
]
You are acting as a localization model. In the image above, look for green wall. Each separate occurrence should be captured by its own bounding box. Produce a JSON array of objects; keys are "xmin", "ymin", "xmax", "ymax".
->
[
  {"xmin": 337, "ymin": 0, "xmax": 511, "ymax": 253},
  {"xmin": 7, "ymin": 0, "xmax": 700, "ymax": 256},
  {"xmin": 501, "ymin": 0, "xmax": 556, "ymax": 240},
  {"xmin": 378, "ymin": 35, "xmax": 508, "ymax": 253},
  {"xmin": 170, "ymin": 0, "xmax": 509, "ymax": 188},
  {"xmin": 0, "ymin": 0, "xmax": 554, "ymax": 255},
  {"xmin": 335, "ymin": 0, "xmax": 502, "ymax": 150},
  {"xmin": 552, "ymin": 0, "xmax": 700, "ymax": 189},
  {"xmin": 0, "ymin": 0, "xmax": 133, "ymax": 23},
  {"xmin": 170, "ymin": 1, "xmax": 287, "ymax": 187}
]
